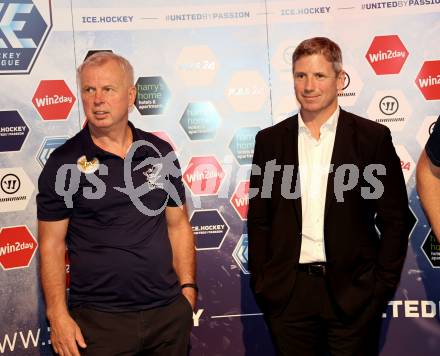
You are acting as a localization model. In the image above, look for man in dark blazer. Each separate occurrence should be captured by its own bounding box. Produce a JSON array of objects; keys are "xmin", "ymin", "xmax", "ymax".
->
[
  {"xmin": 248, "ymin": 37, "xmax": 409, "ymax": 356},
  {"xmin": 417, "ymin": 115, "xmax": 440, "ymax": 242}
]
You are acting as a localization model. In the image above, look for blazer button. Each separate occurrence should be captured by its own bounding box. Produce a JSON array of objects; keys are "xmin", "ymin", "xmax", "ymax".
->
[{"xmin": 297, "ymin": 232, "xmax": 302, "ymax": 239}]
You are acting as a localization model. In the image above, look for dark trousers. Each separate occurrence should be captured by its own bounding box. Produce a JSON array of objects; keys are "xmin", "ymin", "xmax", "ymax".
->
[
  {"xmin": 265, "ymin": 270, "xmax": 383, "ymax": 356},
  {"xmin": 70, "ymin": 295, "xmax": 193, "ymax": 356}
]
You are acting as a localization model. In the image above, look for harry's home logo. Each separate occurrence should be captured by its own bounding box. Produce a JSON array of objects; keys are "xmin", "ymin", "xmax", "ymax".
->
[
  {"xmin": 0, "ymin": 0, "xmax": 52, "ymax": 75},
  {"xmin": 144, "ymin": 163, "xmax": 164, "ymax": 189}
]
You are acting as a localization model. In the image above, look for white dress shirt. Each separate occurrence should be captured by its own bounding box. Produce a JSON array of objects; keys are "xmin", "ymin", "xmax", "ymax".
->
[{"xmin": 298, "ymin": 107, "xmax": 339, "ymax": 263}]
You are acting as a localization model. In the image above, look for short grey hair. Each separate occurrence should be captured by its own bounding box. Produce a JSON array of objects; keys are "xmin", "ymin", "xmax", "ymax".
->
[{"xmin": 77, "ymin": 51, "xmax": 134, "ymax": 86}]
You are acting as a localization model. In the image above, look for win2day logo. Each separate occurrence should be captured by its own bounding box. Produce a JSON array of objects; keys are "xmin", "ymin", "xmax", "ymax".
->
[{"xmin": 0, "ymin": 0, "xmax": 52, "ymax": 75}]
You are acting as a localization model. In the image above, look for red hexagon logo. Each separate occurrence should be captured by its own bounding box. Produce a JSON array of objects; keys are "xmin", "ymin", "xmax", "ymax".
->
[
  {"xmin": 0, "ymin": 226, "xmax": 38, "ymax": 270},
  {"xmin": 32, "ymin": 80, "xmax": 76, "ymax": 120},
  {"xmin": 415, "ymin": 60, "xmax": 440, "ymax": 100},
  {"xmin": 230, "ymin": 181, "xmax": 249, "ymax": 220},
  {"xmin": 183, "ymin": 156, "xmax": 225, "ymax": 196},
  {"xmin": 365, "ymin": 35, "xmax": 409, "ymax": 75}
]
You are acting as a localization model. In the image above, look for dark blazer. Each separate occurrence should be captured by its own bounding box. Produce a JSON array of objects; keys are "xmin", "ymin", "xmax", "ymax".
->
[{"xmin": 248, "ymin": 109, "xmax": 410, "ymax": 317}]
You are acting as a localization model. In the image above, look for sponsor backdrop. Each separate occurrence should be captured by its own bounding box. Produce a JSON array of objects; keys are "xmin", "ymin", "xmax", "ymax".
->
[{"xmin": 0, "ymin": 0, "xmax": 439, "ymax": 354}]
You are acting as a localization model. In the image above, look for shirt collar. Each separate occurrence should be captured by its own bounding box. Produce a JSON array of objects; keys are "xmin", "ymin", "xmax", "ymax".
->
[
  {"xmin": 80, "ymin": 121, "xmax": 141, "ymax": 160},
  {"xmin": 298, "ymin": 106, "xmax": 340, "ymax": 136}
]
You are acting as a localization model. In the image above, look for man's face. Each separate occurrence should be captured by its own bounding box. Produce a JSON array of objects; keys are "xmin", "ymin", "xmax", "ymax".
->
[
  {"xmin": 293, "ymin": 53, "xmax": 344, "ymax": 119},
  {"xmin": 80, "ymin": 59, "xmax": 136, "ymax": 131}
]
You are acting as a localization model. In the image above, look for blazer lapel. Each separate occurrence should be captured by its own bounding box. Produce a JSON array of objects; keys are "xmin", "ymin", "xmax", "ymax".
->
[
  {"xmin": 324, "ymin": 109, "xmax": 354, "ymax": 218},
  {"xmin": 284, "ymin": 115, "xmax": 302, "ymax": 227}
]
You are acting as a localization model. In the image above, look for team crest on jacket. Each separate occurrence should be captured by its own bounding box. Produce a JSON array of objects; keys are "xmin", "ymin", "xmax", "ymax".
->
[{"xmin": 143, "ymin": 163, "xmax": 164, "ymax": 189}]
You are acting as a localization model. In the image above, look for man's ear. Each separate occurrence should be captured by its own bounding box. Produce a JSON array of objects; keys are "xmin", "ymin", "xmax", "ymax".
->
[
  {"xmin": 128, "ymin": 85, "xmax": 136, "ymax": 106},
  {"xmin": 337, "ymin": 70, "xmax": 345, "ymax": 91}
]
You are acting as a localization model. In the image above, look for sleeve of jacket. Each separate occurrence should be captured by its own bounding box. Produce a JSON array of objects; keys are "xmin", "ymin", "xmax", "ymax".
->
[
  {"xmin": 373, "ymin": 127, "xmax": 410, "ymax": 300},
  {"xmin": 247, "ymin": 131, "xmax": 272, "ymax": 293}
]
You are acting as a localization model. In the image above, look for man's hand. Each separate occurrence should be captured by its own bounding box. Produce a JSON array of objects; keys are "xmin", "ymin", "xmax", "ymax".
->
[
  {"xmin": 166, "ymin": 205, "xmax": 197, "ymax": 311},
  {"xmin": 182, "ymin": 287, "xmax": 197, "ymax": 310},
  {"xmin": 39, "ymin": 219, "xmax": 86, "ymax": 355},
  {"xmin": 49, "ymin": 313, "xmax": 86, "ymax": 356}
]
